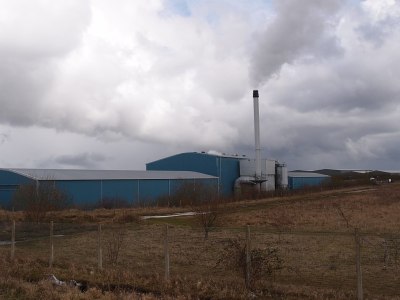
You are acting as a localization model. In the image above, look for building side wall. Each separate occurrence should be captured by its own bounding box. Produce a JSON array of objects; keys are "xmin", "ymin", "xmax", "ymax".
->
[
  {"xmin": 0, "ymin": 167, "xmax": 219, "ymax": 209},
  {"xmin": 219, "ymin": 157, "xmax": 241, "ymax": 197},
  {"xmin": 56, "ymin": 180, "xmax": 102, "ymax": 207},
  {"xmin": 288, "ymin": 177, "xmax": 329, "ymax": 189},
  {"xmin": 169, "ymin": 179, "xmax": 190, "ymax": 195},
  {"xmin": 101, "ymin": 180, "xmax": 138, "ymax": 204},
  {"xmin": 138, "ymin": 180, "xmax": 169, "ymax": 203},
  {"xmin": 146, "ymin": 153, "xmax": 219, "ymax": 176},
  {"xmin": 147, "ymin": 153, "xmax": 241, "ymax": 197},
  {"xmin": 0, "ymin": 170, "xmax": 34, "ymax": 209},
  {"xmin": 54, "ymin": 178, "xmax": 219, "ymax": 207}
]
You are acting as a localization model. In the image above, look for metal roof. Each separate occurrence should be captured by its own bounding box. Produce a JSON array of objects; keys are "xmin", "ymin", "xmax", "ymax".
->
[
  {"xmin": 288, "ymin": 172, "xmax": 330, "ymax": 178},
  {"xmin": 197, "ymin": 151, "xmax": 248, "ymax": 159},
  {"xmin": 1, "ymin": 168, "xmax": 218, "ymax": 181},
  {"xmin": 147, "ymin": 151, "xmax": 248, "ymax": 163}
]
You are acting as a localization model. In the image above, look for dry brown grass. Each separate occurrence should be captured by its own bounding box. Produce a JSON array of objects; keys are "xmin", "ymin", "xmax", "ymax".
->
[
  {"xmin": 220, "ymin": 183, "xmax": 400, "ymax": 232},
  {"xmin": 1, "ymin": 183, "xmax": 400, "ymax": 298}
]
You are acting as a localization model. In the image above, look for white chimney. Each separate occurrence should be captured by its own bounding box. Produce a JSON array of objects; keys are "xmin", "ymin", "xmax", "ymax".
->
[{"xmin": 253, "ymin": 90, "xmax": 262, "ymax": 181}]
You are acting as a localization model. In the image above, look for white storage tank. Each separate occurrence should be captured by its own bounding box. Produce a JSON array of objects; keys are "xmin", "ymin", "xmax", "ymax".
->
[
  {"xmin": 239, "ymin": 159, "xmax": 276, "ymax": 191},
  {"xmin": 239, "ymin": 159, "xmax": 276, "ymax": 177},
  {"xmin": 276, "ymin": 164, "xmax": 288, "ymax": 189}
]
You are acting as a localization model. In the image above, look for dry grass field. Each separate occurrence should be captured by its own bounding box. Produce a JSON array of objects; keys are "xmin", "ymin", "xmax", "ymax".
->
[{"xmin": 1, "ymin": 182, "xmax": 400, "ymax": 299}]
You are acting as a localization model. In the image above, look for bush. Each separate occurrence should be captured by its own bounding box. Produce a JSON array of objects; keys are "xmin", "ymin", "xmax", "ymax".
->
[
  {"xmin": 167, "ymin": 182, "xmax": 219, "ymax": 207},
  {"xmin": 113, "ymin": 211, "xmax": 140, "ymax": 224},
  {"xmin": 105, "ymin": 226, "xmax": 127, "ymax": 266},
  {"xmin": 97, "ymin": 197, "xmax": 130, "ymax": 209},
  {"xmin": 12, "ymin": 181, "xmax": 71, "ymax": 222},
  {"xmin": 217, "ymin": 239, "xmax": 283, "ymax": 289}
]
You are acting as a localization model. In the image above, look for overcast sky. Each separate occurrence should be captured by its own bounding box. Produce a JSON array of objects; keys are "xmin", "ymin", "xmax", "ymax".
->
[{"xmin": 1, "ymin": 0, "xmax": 400, "ymax": 171}]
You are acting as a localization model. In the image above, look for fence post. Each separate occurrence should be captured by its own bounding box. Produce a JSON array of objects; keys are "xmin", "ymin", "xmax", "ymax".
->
[
  {"xmin": 164, "ymin": 224, "xmax": 170, "ymax": 280},
  {"xmin": 11, "ymin": 220, "xmax": 15, "ymax": 261},
  {"xmin": 98, "ymin": 224, "xmax": 103, "ymax": 270},
  {"xmin": 355, "ymin": 228, "xmax": 363, "ymax": 300},
  {"xmin": 49, "ymin": 221, "xmax": 54, "ymax": 268},
  {"xmin": 246, "ymin": 225, "xmax": 251, "ymax": 289}
]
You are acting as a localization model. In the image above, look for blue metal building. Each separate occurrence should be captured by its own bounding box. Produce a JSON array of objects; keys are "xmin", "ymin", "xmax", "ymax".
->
[
  {"xmin": 288, "ymin": 172, "xmax": 330, "ymax": 189},
  {"xmin": 146, "ymin": 152, "xmax": 246, "ymax": 197},
  {"xmin": 0, "ymin": 168, "xmax": 218, "ymax": 209}
]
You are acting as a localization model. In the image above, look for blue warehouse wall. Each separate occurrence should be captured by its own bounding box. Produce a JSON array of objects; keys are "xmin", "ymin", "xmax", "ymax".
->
[
  {"xmin": 138, "ymin": 180, "xmax": 169, "ymax": 202},
  {"xmin": 169, "ymin": 179, "xmax": 190, "ymax": 194},
  {"xmin": 56, "ymin": 178, "xmax": 219, "ymax": 207},
  {"xmin": 102, "ymin": 180, "xmax": 138, "ymax": 204},
  {"xmin": 288, "ymin": 177, "xmax": 329, "ymax": 190},
  {"xmin": 168, "ymin": 178, "xmax": 218, "ymax": 195},
  {"xmin": 0, "ymin": 170, "xmax": 34, "ymax": 209},
  {"xmin": 0, "ymin": 168, "xmax": 219, "ymax": 209},
  {"xmin": 219, "ymin": 157, "xmax": 241, "ymax": 196},
  {"xmin": 56, "ymin": 179, "xmax": 165, "ymax": 207},
  {"xmin": 56, "ymin": 180, "xmax": 102, "ymax": 207},
  {"xmin": 147, "ymin": 153, "xmax": 218, "ymax": 176},
  {"xmin": 146, "ymin": 152, "xmax": 241, "ymax": 197}
]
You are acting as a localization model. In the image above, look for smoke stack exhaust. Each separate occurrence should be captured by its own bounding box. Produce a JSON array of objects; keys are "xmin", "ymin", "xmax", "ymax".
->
[{"xmin": 253, "ymin": 90, "xmax": 262, "ymax": 181}]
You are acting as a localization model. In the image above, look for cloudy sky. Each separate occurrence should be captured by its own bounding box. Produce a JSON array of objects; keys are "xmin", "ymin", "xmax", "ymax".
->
[{"xmin": 0, "ymin": 0, "xmax": 400, "ymax": 171}]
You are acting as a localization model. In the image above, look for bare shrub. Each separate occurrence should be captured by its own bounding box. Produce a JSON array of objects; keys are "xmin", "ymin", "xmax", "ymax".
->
[
  {"xmin": 382, "ymin": 238, "xmax": 400, "ymax": 268},
  {"xmin": 12, "ymin": 181, "xmax": 70, "ymax": 223},
  {"xmin": 168, "ymin": 182, "xmax": 218, "ymax": 207},
  {"xmin": 217, "ymin": 239, "xmax": 283, "ymax": 288},
  {"xmin": 105, "ymin": 226, "xmax": 127, "ymax": 266},
  {"xmin": 334, "ymin": 204, "xmax": 351, "ymax": 228},
  {"xmin": 98, "ymin": 197, "xmax": 130, "ymax": 209},
  {"xmin": 113, "ymin": 210, "xmax": 140, "ymax": 224},
  {"xmin": 193, "ymin": 199, "xmax": 222, "ymax": 239}
]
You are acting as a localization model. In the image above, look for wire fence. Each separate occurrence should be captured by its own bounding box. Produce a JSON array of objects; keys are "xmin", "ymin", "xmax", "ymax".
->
[{"xmin": 1, "ymin": 221, "xmax": 400, "ymax": 298}]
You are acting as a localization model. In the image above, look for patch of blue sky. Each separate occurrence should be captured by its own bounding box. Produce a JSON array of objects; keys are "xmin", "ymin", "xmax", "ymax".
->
[
  {"xmin": 230, "ymin": 0, "xmax": 272, "ymax": 12},
  {"xmin": 162, "ymin": 0, "xmax": 272, "ymax": 21},
  {"xmin": 164, "ymin": 0, "xmax": 192, "ymax": 17}
]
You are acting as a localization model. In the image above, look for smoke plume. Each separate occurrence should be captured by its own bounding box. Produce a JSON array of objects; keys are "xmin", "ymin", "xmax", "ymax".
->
[{"xmin": 251, "ymin": 0, "xmax": 343, "ymax": 85}]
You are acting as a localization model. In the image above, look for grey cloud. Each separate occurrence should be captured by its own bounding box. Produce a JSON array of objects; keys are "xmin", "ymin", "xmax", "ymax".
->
[
  {"xmin": 251, "ymin": 0, "xmax": 343, "ymax": 85},
  {"xmin": 0, "ymin": 132, "xmax": 9, "ymax": 144},
  {"xmin": 0, "ymin": 1, "xmax": 91, "ymax": 126},
  {"xmin": 264, "ymin": 60, "xmax": 400, "ymax": 114},
  {"xmin": 0, "ymin": 59, "xmax": 53, "ymax": 125},
  {"xmin": 0, "ymin": 1, "xmax": 91, "ymax": 59},
  {"xmin": 357, "ymin": 5, "xmax": 400, "ymax": 46},
  {"xmin": 54, "ymin": 152, "xmax": 108, "ymax": 169},
  {"xmin": 0, "ymin": 1, "xmax": 252, "ymax": 148},
  {"xmin": 0, "ymin": 1, "xmax": 400, "ymax": 173}
]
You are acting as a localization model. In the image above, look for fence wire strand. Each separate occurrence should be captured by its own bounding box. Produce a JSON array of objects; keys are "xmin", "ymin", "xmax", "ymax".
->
[{"xmin": 1, "ymin": 221, "xmax": 400, "ymax": 297}]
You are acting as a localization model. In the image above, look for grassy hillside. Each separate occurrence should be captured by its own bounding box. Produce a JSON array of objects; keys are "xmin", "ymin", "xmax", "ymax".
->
[{"xmin": 1, "ymin": 183, "xmax": 400, "ymax": 299}]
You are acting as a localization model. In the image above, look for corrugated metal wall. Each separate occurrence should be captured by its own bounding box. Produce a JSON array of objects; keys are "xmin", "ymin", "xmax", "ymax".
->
[
  {"xmin": 0, "ymin": 170, "xmax": 33, "ymax": 209},
  {"xmin": 146, "ymin": 152, "xmax": 242, "ymax": 197},
  {"xmin": 288, "ymin": 176, "xmax": 329, "ymax": 189},
  {"xmin": 0, "ymin": 169, "xmax": 218, "ymax": 208}
]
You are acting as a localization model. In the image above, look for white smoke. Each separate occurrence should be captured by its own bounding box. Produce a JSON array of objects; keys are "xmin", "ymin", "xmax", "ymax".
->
[{"xmin": 251, "ymin": 0, "xmax": 343, "ymax": 85}]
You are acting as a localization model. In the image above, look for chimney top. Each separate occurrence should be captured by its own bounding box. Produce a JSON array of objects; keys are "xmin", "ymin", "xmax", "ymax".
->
[{"xmin": 253, "ymin": 90, "xmax": 259, "ymax": 98}]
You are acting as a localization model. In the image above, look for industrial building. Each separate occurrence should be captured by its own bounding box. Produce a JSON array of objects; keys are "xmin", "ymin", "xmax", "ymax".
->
[
  {"xmin": 147, "ymin": 152, "xmax": 245, "ymax": 196},
  {"xmin": 0, "ymin": 168, "xmax": 218, "ymax": 209},
  {"xmin": 0, "ymin": 90, "xmax": 330, "ymax": 209},
  {"xmin": 147, "ymin": 152, "xmax": 288, "ymax": 197},
  {"xmin": 0, "ymin": 157, "xmax": 329, "ymax": 209},
  {"xmin": 288, "ymin": 172, "xmax": 330, "ymax": 190},
  {"xmin": 145, "ymin": 90, "xmax": 328, "ymax": 195}
]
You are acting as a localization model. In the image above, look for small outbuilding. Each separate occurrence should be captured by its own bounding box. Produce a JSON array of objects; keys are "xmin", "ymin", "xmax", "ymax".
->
[{"xmin": 288, "ymin": 172, "xmax": 330, "ymax": 189}]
